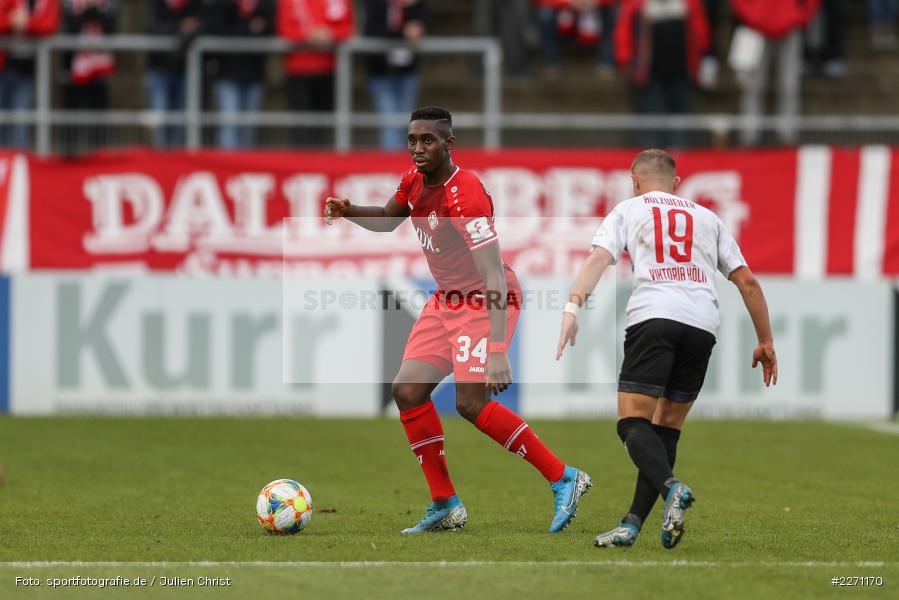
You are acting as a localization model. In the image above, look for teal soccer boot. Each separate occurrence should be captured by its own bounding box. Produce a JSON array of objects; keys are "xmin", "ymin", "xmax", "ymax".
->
[
  {"xmin": 401, "ymin": 496, "xmax": 467, "ymax": 534},
  {"xmin": 660, "ymin": 481, "xmax": 695, "ymax": 549},
  {"xmin": 549, "ymin": 466, "xmax": 592, "ymax": 533}
]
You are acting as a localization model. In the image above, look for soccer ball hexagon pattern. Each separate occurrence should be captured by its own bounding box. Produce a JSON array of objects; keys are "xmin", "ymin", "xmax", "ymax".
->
[{"xmin": 256, "ymin": 479, "xmax": 313, "ymax": 535}]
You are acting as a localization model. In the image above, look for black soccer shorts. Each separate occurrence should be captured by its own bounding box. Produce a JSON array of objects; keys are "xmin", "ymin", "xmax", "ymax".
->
[{"xmin": 618, "ymin": 318, "xmax": 716, "ymax": 403}]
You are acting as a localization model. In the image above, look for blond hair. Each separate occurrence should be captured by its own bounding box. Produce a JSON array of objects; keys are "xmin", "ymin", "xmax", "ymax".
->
[{"xmin": 630, "ymin": 149, "xmax": 677, "ymax": 179}]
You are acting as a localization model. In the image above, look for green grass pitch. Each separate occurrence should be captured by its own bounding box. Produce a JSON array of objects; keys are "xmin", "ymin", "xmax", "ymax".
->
[{"xmin": 0, "ymin": 417, "xmax": 897, "ymax": 599}]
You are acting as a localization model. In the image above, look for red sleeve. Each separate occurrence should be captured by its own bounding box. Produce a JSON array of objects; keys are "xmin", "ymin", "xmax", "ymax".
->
[
  {"xmin": 803, "ymin": 0, "xmax": 822, "ymax": 24},
  {"xmin": 0, "ymin": 0, "xmax": 20, "ymax": 32},
  {"xmin": 689, "ymin": 0, "xmax": 710, "ymax": 55},
  {"xmin": 448, "ymin": 173, "xmax": 499, "ymax": 252},
  {"xmin": 329, "ymin": 0, "xmax": 355, "ymax": 41},
  {"xmin": 393, "ymin": 169, "xmax": 416, "ymax": 206},
  {"xmin": 277, "ymin": 0, "xmax": 302, "ymax": 40},
  {"xmin": 27, "ymin": 0, "xmax": 59, "ymax": 36},
  {"xmin": 614, "ymin": 0, "xmax": 635, "ymax": 68}
]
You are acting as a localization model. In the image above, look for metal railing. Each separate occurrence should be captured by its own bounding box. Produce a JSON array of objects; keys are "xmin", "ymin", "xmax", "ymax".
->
[
  {"xmin": 3, "ymin": 34, "xmax": 899, "ymax": 154},
  {"xmin": 0, "ymin": 34, "xmax": 502, "ymax": 155}
]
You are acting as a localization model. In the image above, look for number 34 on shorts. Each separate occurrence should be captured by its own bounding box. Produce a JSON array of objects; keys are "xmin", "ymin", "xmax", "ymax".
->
[{"xmin": 456, "ymin": 335, "xmax": 488, "ymax": 372}]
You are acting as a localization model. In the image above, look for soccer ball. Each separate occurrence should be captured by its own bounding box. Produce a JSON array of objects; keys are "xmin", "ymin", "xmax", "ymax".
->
[{"xmin": 256, "ymin": 479, "xmax": 313, "ymax": 535}]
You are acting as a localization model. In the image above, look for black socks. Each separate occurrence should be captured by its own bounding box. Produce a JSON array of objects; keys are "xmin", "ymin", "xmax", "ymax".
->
[
  {"xmin": 625, "ymin": 424, "xmax": 682, "ymax": 525},
  {"xmin": 617, "ymin": 418, "xmax": 681, "ymax": 526}
]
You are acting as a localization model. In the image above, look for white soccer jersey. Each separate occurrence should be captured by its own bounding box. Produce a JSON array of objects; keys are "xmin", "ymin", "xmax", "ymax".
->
[{"xmin": 591, "ymin": 191, "xmax": 747, "ymax": 335}]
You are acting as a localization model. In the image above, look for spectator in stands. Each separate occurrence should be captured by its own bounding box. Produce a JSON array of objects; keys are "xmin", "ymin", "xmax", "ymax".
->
[
  {"xmin": 0, "ymin": 0, "xmax": 59, "ymax": 149},
  {"xmin": 278, "ymin": 0, "xmax": 355, "ymax": 147},
  {"xmin": 698, "ymin": 0, "xmax": 721, "ymax": 88},
  {"xmin": 615, "ymin": 0, "xmax": 709, "ymax": 148},
  {"xmin": 362, "ymin": 0, "xmax": 425, "ymax": 150},
  {"xmin": 595, "ymin": 0, "xmax": 619, "ymax": 79},
  {"xmin": 819, "ymin": 0, "xmax": 846, "ymax": 79},
  {"xmin": 62, "ymin": 0, "xmax": 118, "ymax": 153},
  {"xmin": 869, "ymin": 0, "xmax": 898, "ymax": 50},
  {"xmin": 534, "ymin": 1, "xmax": 621, "ymax": 78},
  {"xmin": 145, "ymin": 0, "xmax": 202, "ymax": 149},
  {"xmin": 730, "ymin": 0, "xmax": 820, "ymax": 145},
  {"xmin": 206, "ymin": 0, "xmax": 275, "ymax": 150},
  {"xmin": 533, "ymin": 0, "xmax": 565, "ymax": 77},
  {"xmin": 475, "ymin": 0, "xmax": 530, "ymax": 77}
]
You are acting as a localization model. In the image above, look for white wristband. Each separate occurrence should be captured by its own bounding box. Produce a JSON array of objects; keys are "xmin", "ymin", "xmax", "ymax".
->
[{"xmin": 563, "ymin": 302, "xmax": 581, "ymax": 316}]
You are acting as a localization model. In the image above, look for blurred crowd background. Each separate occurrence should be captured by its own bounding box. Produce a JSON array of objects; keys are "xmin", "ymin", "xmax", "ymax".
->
[{"xmin": 0, "ymin": 0, "xmax": 896, "ymax": 152}]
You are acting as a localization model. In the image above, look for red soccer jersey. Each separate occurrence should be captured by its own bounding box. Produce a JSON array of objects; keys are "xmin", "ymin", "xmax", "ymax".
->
[{"xmin": 394, "ymin": 165, "xmax": 518, "ymax": 295}]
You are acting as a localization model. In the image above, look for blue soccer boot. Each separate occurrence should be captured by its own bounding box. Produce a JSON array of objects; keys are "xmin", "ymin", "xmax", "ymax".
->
[
  {"xmin": 401, "ymin": 496, "xmax": 468, "ymax": 534},
  {"xmin": 549, "ymin": 466, "xmax": 592, "ymax": 533}
]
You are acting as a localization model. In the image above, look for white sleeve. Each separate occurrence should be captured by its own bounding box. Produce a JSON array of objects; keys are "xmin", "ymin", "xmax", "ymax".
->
[
  {"xmin": 590, "ymin": 204, "xmax": 627, "ymax": 264},
  {"xmin": 717, "ymin": 218, "xmax": 747, "ymax": 277}
]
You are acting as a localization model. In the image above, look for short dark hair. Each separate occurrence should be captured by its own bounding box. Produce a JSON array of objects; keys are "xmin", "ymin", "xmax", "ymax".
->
[
  {"xmin": 410, "ymin": 106, "xmax": 453, "ymax": 127},
  {"xmin": 630, "ymin": 148, "xmax": 676, "ymax": 178}
]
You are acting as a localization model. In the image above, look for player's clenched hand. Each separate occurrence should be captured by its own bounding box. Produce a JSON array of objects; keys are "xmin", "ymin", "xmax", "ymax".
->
[
  {"xmin": 324, "ymin": 197, "xmax": 350, "ymax": 225},
  {"xmin": 555, "ymin": 312, "xmax": 579, "ymax": 361},
  {"xmin": 752, "ymin": 342, "xmax": 778, "ymax": 387},
  {"xmin": 486, "ymin": 352, "xmax": 512, "ymax": 396}
]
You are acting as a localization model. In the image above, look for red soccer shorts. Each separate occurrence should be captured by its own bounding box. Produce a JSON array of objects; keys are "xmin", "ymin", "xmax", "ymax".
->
[{"xmin": 402, "ymin": 289, "xmax": 522, "ymax": 383}]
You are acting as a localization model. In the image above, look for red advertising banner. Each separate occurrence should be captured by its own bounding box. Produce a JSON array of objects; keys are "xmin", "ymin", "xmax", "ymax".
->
[{"xmin": 2, "ymin": 147, "xmax": 898, "ymax": 277}]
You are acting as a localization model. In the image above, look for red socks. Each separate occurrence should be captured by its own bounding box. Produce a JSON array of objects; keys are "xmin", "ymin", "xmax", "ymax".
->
[
  {"xmin": 475, "ymin": 401, "xmax": 566, "ymax": 483},
  {"xmin": 399, "ymin": 401, "xmax": 456, "ymax": 503},
  {"xmin": 400, "ymin": 400, "xmax": 566, "ymax": 501}
]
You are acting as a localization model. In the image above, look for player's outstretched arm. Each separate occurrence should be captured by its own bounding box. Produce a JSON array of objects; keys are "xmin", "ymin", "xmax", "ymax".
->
[
  {"xmin": 729, "ymin": 266, "xmax": 778, "ymax": 386},
  {"xmin": 556, "ymin": 246, "xmax": 614, "ymax": 360},
  {"xmin": 471, "ymin": 243, "xmax": 512, "ymax": 396},
  {"xmin": 324, "ymin": 196, "xmax": 410, "ymax": 232}
]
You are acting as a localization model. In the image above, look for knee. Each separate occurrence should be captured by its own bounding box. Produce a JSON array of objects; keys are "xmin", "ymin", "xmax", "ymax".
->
[
  {"xmin": 391, "ymin": 382, "xmax": 426, "ymax": 412},
  {"xmin": 616, "ymin": 416, "xmax": 651, "ymax": 445},
  {"xmin": 653, "ymin": 400, "xmax": 690, "ymax": 430},
  {"xmin": 535, "ymin": 7, "xmax": 555, "ymax": 24},
  {"xmin": 455, "ymin": 395, "xmax": 485, "ymax": 423},
  {"xmin": 652, "ymin": 411, "xmax": 682, "ymax": 430}
]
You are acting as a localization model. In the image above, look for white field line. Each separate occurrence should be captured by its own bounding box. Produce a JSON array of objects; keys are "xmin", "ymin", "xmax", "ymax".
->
[
  {"xmin": 0, "ymin": 561, "xmax": 893, "ymax": 569},
  {"xmin": 863, "ymin": 421, "xmax": 899, "ymax": 435}
]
